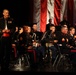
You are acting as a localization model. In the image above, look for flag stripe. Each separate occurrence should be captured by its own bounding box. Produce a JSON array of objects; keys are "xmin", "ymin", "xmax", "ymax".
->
[
  {"xmin": 40, "ymin": 0, "xmax": 47, "ymax": 32},
  {"xmin": 33, "ymin": 0, "xmax": 41, "ymax": 31},
  {"xmin": 47, "ymin": 0, "xmax": 54, "ymax": 24},
  {"xmin": 60, "ymin": 0, "xmax": 67, "ymax": 21},
  {"xmin": 54, "ymin": 0, "xmax": 61, "ymax": 26},
  {"xmin": 33, "ymin": 0, "xmax": 75, "ymax": 32},
  {"xmin": 67, "ymin": 0, "xmax": 74, "ymax": 26},
  {"xmin": 73, "ymin": 0, "xmax": 76, "ymax": 25}
]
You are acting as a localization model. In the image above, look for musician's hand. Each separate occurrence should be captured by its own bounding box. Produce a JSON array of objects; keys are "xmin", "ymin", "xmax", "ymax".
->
[
  {"xmin": 2, "ymin": 29, "xmax": 10, "ymax": 33},
  {"xmin": 2, "ymin": 29, "xmax": 6, "ymax": 33},
  {"xmin": 28, "ymin": 46, "xmax": 32, "ymax": 49},
  {"xmin": 70, "ymin": 46, "xmax": 73, "ymax": 48},
  {"xmin": 37, "ymin": 43, "xmax": 41, "ymax": 46},
  {"xmin": 5, "ymin": 29, "xmax": 10, "ymax": 33},
  {"xmin": 54, "ymin": 40, "xmax": 58, "ymax": 43},
  {"xmin": 33, "ymin": 41, "xmax": 36, "ymax": 44},
  {"xmin": 12, "ymin": 44, "xmax": 16, "ymax": 47},
  {"xmin": 62, "ymin": 38, "xmax": 65, "ymax": 42},
  {"xmin": 66, "ymin": 44, "xmax": 73, "ymax": 48}
]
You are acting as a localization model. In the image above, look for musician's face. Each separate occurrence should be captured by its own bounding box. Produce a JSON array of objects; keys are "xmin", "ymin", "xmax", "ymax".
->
[
  {"xmin": 15, "ymin": 27, "xmax": 18, "ymax": 32},
  {"xmin": 50, "ymin": 26, "xmax": 55, "ymax": 33},
  {"xmin": 3, "ymin": 10, "xmax": 9, "ymax": 19},
  {"xmin": 61, "ymin": 27, "xmax": 68, "ymax": 34},
  {"xmin": 70, "ymin": 29, "xmax": 75, "ymax": 35},
  {"xmin": 49, "ymin": 19, "xmax": 52, "ymax": 23},
  {"xmin": 27, "ymin": 27, "xmax": 31, "ymax": 33},
  {"xmin": 19, "ymin": 28, "xmax": 23, "ymax": 34},
  {"xmin": 32, "ymin": 24, "xmax": 37, "ymax": 31}
]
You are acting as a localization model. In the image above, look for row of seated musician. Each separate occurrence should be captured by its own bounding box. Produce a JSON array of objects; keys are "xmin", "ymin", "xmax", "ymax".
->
[
  {"xmin": 11, "ymin": 24, "xmax": 45, "ymax": 68},
  {"xmin": 11, "ymin": 24, "xmax": 76, "ymax": 68}
]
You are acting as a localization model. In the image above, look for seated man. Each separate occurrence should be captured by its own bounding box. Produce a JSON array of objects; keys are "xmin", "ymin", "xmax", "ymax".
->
[
  {"xmin": 41, "ymin": 25, "xmax": 58, "ymax": 64},
  {"xmin": 68, "ymin": 27, "xmax": 76, "ymax": 71},
  {"xmin": 46, "ymin": 18, "xmax": 54, "ymax": 31},
  {"xmin": 31, "ymin": 23, "xmax": 45, "ymax": 64},
  {"xmin": 57, "ymin": 26, "xmax": 70, "ymax": 54},
  {"xmin": 68, "ymin": 27, "xmax": 76, "ymax": 49},
  {"xmin": 18, "ymin": 25, "xmax": 33, "ymax": 65}
]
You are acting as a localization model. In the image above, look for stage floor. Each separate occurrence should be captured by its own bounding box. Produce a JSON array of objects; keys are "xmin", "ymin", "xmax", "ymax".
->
[{"xmin": 0, "ymin": 57, "xmax": 75, "ymax": 72}]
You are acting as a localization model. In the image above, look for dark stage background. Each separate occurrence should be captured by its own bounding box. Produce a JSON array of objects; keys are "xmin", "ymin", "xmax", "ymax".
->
[{"xmin": 0, "ymin": 0, "xmax": 33, "ymax": 27}]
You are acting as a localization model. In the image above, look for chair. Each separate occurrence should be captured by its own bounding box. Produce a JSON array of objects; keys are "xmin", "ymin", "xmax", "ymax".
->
[
  {"xmin": 12, "ymin": 46, "xmax": 17, "ymax": 58},
  {"xmin": 53, "ymin": 44, "xmax": 72, "ymax": 72},
  {"xmin": 27, "ymin": 49, "xmax": 36, "ymax": 63},
  {"xmin": 71, "ymin": 49, "xmax": 76, "ymax": 52}
]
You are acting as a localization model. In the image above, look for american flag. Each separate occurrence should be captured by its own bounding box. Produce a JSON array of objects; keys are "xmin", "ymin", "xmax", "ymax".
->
[{"xmin": 33, "ymin": 0, "xmax": 75, "ymax": 32}]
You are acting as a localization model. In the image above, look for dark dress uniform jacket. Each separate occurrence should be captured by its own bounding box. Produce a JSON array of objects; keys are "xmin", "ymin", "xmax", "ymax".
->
[
  {"xmin": 0, "ymin": 17, "xmax": 15, "ymax": 37},
  {"xmin": 0, "ymin": 17, "xmax": 15, "ymax": 70},
  {"xmin": 57, "ymin": 32, "xmax": 70, "ymax": 54}
]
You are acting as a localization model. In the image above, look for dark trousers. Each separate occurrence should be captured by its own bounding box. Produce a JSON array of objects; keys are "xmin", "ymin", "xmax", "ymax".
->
[
  {"xmin": 49, "ymin": 46, "xmax": 57, "ymax": 63},
  {"xmin": 0, "ymin": 37, "xmax": 11, "ymax": 71}
]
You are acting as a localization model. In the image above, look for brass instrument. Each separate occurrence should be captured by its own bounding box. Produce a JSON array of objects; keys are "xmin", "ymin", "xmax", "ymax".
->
[{"xmin": 32, "ymin": 33, "xmax": 41, "ymax": 47}]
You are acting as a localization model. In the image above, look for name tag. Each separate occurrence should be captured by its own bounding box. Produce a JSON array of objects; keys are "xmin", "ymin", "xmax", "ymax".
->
[{"xmin": 8, "ymin": 21, "xmax": 12, "ymax": 24}]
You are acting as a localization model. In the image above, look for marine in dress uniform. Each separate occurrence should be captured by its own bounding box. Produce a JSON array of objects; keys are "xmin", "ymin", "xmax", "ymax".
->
[{"xmin": 0, "ymin": 9, "xmax": 15, "ymax": 71}]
